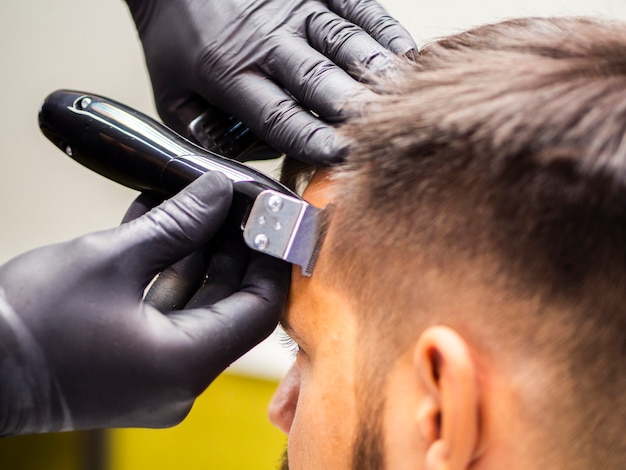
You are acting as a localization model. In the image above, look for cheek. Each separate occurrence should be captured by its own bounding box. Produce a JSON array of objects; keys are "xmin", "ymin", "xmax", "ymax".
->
[
  {"xmin": 381, "ymin": 354, "xmax": 427, "ymax": 470},
  {"xmin": 287, "ymin": 354, "xmax": 358, "ymax": 469}
]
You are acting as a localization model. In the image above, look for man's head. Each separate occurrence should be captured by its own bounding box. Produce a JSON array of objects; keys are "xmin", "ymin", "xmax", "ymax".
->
[{"xmin": 269, "ymin": 16, "xmax": 626, "ymax": 469}]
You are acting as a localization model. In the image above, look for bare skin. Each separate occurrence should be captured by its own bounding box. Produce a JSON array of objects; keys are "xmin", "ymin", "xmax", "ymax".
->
[{"xmin": 269, "ymin": 171, "xmax": 544, "ymax": 469}]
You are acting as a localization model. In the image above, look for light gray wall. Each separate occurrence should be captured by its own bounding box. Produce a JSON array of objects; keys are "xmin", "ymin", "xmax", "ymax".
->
[
  {"xmin": 0, "ymin": 1, "xmax": 148, "ymax": 264},
  {"xmin": 1, "ymin": 0, "xmax": 625, "ymax": 378},
  {"xmin": 386, "ymin": 0, "xmax": 626, "ymax": 44}
]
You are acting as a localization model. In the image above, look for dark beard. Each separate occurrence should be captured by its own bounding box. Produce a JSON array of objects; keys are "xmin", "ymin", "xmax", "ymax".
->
[
  {"xmin": 352, "ymin": 416, "xmax": 385, "ymax": 470},
  {"xmin": 276, "ymin": 413, "xmax": 385, "ymax": 470},
  {"xmin": 278, "ymin": 447, "xmax": 289, "ymax": 470}
]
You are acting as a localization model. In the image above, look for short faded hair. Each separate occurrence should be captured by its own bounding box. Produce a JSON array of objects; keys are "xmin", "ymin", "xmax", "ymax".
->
[{"xmin": 295, "ymin": 16, "xmax": 626, "ymax": 468}]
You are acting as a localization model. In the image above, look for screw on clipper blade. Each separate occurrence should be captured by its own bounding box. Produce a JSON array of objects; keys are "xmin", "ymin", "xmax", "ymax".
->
[{"xmin": 243, "ymin": 191, "xmax": 332, "ymax": 277}]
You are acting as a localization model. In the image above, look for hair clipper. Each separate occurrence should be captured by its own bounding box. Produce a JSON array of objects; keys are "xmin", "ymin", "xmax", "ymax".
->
[{"xmin": 38, "ymin": 90, "xmax": 329, "ymax": 276}]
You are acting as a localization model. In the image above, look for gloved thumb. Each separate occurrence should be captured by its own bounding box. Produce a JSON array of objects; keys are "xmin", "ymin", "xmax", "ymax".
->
[{"xmin": 118, "ymin": 171, "xmax": 233, "ymax": 279}]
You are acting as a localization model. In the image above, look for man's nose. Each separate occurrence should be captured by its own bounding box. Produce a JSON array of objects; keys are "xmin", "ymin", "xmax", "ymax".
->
[{"xmin": 268, "ymin": 363, "xmax": 301, "ymax": 434}]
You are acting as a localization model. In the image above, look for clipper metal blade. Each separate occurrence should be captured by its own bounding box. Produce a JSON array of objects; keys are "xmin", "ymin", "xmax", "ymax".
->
[{"xmin": 244, "ymin": 191, "xmax": 332, "ymax": 276}]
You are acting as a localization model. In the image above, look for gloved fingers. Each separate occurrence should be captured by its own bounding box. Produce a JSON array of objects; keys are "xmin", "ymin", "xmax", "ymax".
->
[
  {"xmin": 144, "ymin": 248, "xmax": 209, "ymax": 311},
  {"xmin": 328, "ymin": 0, "xmax": 418, "ymax": 54},
  {"xmin": 166, "ymin": 252, "xmax": 290, "ymax": 379},
  {"xmin": 269, "ymin": 37, "xmax": 378, "ymax": 120},
  {"xmin": 210, "ymin": 76, "xmax": 349, "ymax": 165},
  {"xmin": 147, "ymin": 229, "xmax": 249, "ymax": 312},
  {"xmin": 118, "ymin": 171, "xmax": 232, "ymax": 280},
  {"xmin": 121, "ymin": 191, "xmax": 165, "ymax": 224},
  {"xmin": 185, "ymin": 231, "xmax": 250, "ymax": 309},
  {"xmin": 305, "ymin": 9, "xmax": 399, "ymax": 76}
]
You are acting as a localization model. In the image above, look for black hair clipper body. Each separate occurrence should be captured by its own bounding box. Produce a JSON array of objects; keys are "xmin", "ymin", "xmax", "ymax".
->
[{"xmin": 38, "ymin": 90, "xmax": 328, "ymax": 276}]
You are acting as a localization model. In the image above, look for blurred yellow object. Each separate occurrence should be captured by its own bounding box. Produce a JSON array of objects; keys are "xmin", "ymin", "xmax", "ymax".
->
[
  {"xmin": 110, "ymin": 373, "xmax": 285, "ymax": 470},
  {"xmin": 0, "ymin": 430, "xmax": 93, "ymax": 470},
  {"xmin": 0, "ymin": 373, "xmax": 284, "ymax": 469}
]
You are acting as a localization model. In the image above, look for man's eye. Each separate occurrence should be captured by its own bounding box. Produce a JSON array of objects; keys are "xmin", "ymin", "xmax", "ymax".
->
[{"xmin": 278, "ymin": 330, "xmax": 300, "ymax": 358}]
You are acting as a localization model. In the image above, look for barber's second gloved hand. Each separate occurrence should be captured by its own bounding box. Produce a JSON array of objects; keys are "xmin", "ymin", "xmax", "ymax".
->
[
  {"xmin": 0, "ymin": 172, "xmax": 289, "ymax": 436},
  {"xmin": 125, "ymin": 0, "xmax": 417, "ymax": 165}
]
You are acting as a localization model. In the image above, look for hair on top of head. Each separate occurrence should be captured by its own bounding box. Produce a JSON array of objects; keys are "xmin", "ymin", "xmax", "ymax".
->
[
  {"xmin": 354, "ymin": 16, "xmax": 626, "ymax": 175},
  {"xmin": 308, "ymin": 16, "xmax": 626, "ymax": 468},
  {"xmin": 336, "ymin": 16, "xmax": 626, "ymax": 292}
]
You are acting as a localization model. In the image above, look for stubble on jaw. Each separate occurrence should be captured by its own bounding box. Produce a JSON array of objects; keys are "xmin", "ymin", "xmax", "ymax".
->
[
  {"xmin": 276, "ymin": 403, "xmax": 386, "ymax": 470},
  {"xmin": 279, "ymin": 447, "xmax": 289, "ymax": 470},
  {"xmin": 352, "ymin": 398, "xmax": 386, "ymax": 470}
]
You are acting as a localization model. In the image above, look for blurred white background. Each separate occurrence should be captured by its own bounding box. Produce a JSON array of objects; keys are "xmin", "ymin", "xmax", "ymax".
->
[{"xmin": 1, "ymin": 0, "xmax": 625, "ymax": 378}]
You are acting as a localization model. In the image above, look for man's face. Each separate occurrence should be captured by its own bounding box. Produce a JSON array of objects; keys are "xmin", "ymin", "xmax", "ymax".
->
[
  {"xmin": 266, "ymin": 170, "xmax": 494, "ymax": 470},
  {"xmin": 267, "ymin": 171, "xmax": 423, "ymax": 469},
  {"xmin": 268, "ymin": 171, "xmax": 364, "ymax": 469}
]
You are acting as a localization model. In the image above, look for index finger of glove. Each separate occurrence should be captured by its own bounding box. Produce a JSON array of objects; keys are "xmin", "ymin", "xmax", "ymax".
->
[{"xmin": 328, "ymin": 0, "xmax": 418, "ymax": 54}]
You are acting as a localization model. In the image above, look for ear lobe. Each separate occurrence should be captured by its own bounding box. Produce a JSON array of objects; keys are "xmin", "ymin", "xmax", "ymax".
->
[{"xmin": 414, "ymin": 326, "xmax": 480, "ymax": 470}]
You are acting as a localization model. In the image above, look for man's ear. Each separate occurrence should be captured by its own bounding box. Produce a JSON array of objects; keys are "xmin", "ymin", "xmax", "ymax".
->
[{"xmin": 414, "ymin": 326, "xmax": 480, "ymax": 470}]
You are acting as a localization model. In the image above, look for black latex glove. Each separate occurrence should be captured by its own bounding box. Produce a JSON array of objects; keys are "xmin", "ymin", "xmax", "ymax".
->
[
  {"xmin": 125, "ymin": 0, "xmax": 417, "ymax": 165},
  {"xmin": 0, "ymin": 172, "xmax": 289, "ymax": 436}
]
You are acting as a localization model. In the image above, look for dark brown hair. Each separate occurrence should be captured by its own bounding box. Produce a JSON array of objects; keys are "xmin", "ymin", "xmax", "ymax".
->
[{"xmin": 301, "ymin": 16, "xmax": 626, "ymax": 467}]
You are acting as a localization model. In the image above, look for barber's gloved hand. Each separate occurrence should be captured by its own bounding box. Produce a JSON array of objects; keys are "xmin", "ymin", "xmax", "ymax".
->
[
  {"xmin": 0, "ymin": 172, "xmax": 289, "ymax": 436},
  {"xmin": 125, "ymin": 0, "xmax": 417, "ymax": 165}
]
